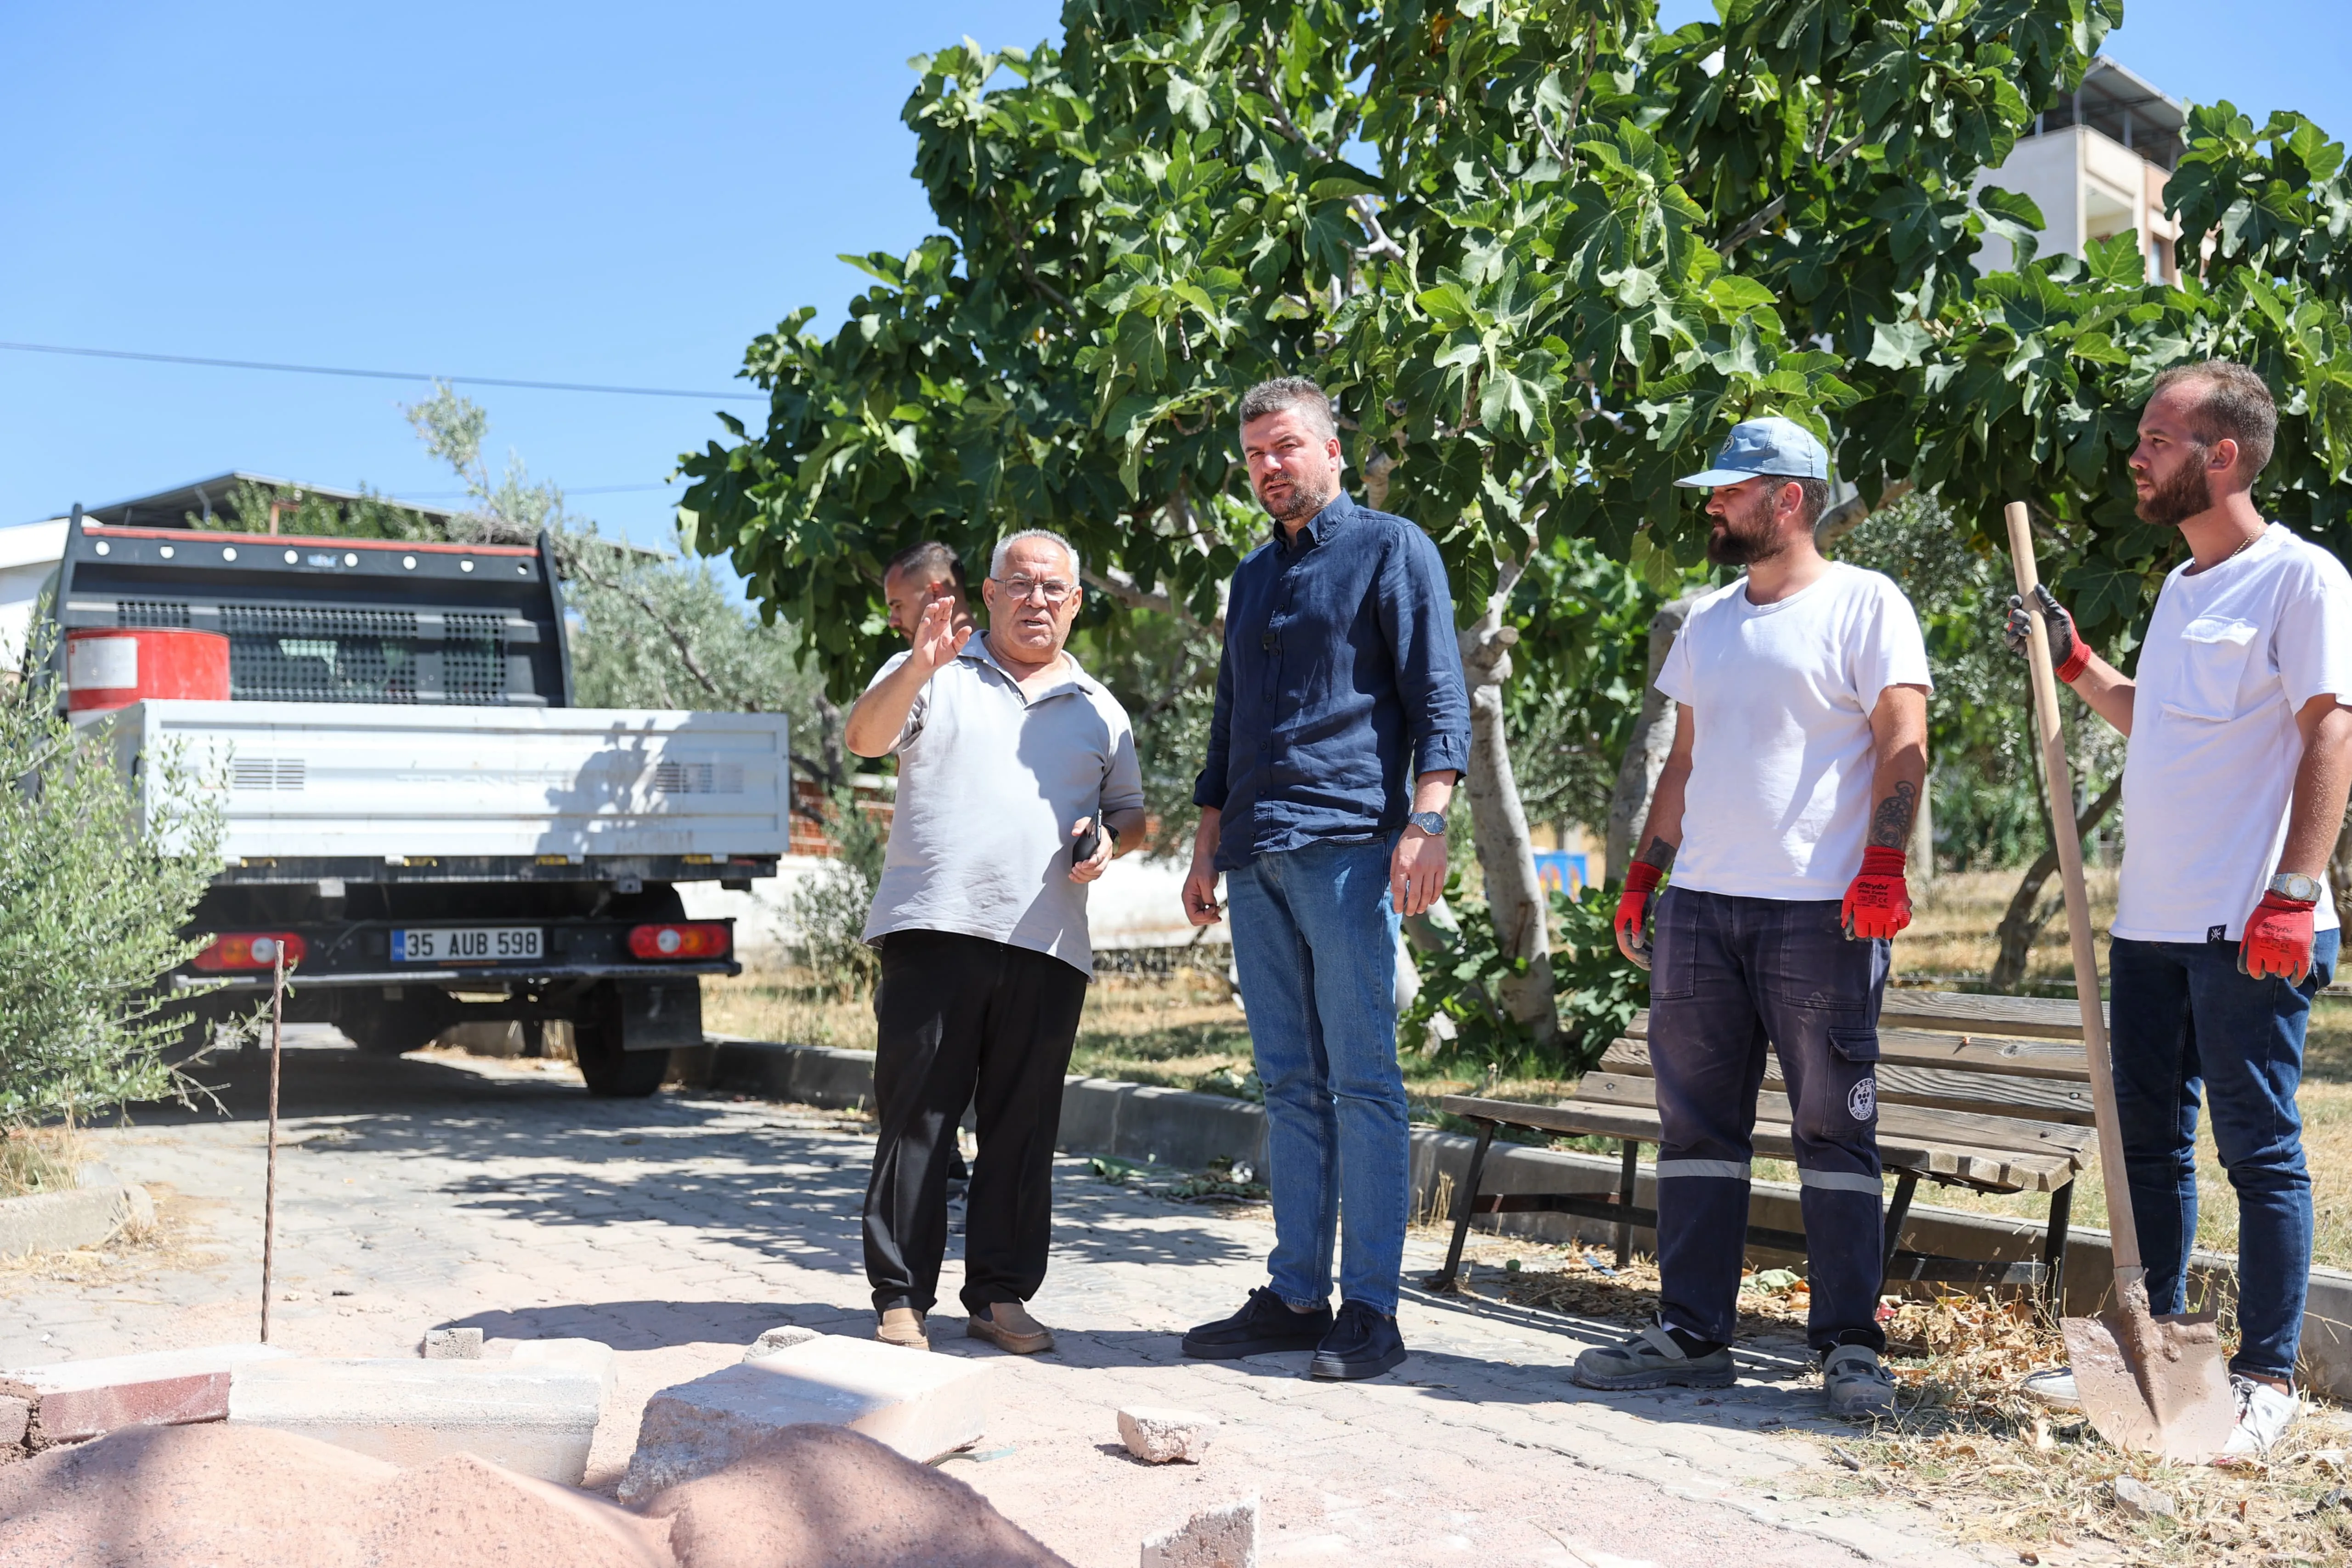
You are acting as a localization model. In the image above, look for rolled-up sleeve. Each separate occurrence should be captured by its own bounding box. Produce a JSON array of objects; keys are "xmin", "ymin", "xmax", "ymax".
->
[
  {"xmin": 1379, "ymin": 530, "xmax": 1472, "ymax": 779},
  {"xmin": 1192, "ymin": 635, "xmax": 1237, "ymax": 809}
]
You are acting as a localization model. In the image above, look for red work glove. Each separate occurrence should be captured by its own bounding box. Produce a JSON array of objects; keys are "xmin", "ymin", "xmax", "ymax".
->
[
  {"xmin": 2240, "ymin": 892, "xmax": 2318, "ymax": 984},
  {"xmin": 1615, "ymin": 861, "xmax": 1663, "ymax": 971},
  {"xmin": 1842, "ymin": 846, "xmax": 1912, "ymax": 940}
]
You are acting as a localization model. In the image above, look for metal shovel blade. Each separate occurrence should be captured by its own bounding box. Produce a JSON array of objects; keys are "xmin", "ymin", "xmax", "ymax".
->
[{"xmin": 2061, "ymin": 1279, "xmax": 2237, "ymax": 1463}]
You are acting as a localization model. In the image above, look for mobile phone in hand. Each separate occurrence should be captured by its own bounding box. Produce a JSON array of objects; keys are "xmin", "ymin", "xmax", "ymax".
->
[{"xmin": 1072, "ymin": 817, "xmax": 1101, "ymax": 865}]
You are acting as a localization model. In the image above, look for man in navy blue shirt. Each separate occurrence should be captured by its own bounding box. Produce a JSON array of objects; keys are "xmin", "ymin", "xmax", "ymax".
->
[{"xmin": 1178, "ymin": 376, "xmax": 1471, "ymax": 1379}]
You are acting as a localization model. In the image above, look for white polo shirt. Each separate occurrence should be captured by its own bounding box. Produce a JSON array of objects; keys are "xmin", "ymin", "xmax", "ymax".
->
[
  {"xmin": 2113, "ymin": 523, "xmax": 2352, "ymax": 943},
  {"xmin": 860, "ymin": 638, "xmax": 1144, "ymax": 975},
  {"xmin": 1656, "ymin": 563, "xmax": 1932, "ymax": 900}
]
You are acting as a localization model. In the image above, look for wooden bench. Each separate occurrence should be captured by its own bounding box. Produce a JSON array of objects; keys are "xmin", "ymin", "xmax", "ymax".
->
[{"xmin": 1430, "ymin": 991, "xmax": 2099, "ymax": 1308}]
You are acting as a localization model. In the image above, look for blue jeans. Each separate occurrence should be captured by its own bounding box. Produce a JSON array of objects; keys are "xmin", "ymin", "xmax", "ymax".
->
[
  {"xmin": 1227, "ymin": 838, "xmax": 1410, "ymax": 1315},
  {"xmin": 1648, "ymin": 888, "xmax": 1890, "ymax": 1355},
  {"xmin": 2109, "ymin": 929, "xmax": 2338, "ymax": 1381}
]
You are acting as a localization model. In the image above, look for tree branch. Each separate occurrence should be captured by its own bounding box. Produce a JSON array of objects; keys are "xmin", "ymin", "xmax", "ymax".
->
[
  {"xmin": 562, "ymin": 543, "xmax": 749, "ymax": 711},
  {"xmin": 1722, "ymin": 129, "xmax": 1870, "ymax": 251}
]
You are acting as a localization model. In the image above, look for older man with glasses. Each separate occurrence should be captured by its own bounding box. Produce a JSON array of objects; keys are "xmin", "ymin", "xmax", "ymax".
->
[{"xmin": 844, "ymin": 528, "xmax": 1146, "ymax": 1356}]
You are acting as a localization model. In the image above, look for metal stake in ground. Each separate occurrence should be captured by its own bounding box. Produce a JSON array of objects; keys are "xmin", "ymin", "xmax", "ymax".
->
[
  {"xmin": 2003, "ymin": 500, "xmax": 2236, "ymax": 1463},
  {"xmin": 260, "ymin": 946, "xmax": 285, "ymax": 1343}
]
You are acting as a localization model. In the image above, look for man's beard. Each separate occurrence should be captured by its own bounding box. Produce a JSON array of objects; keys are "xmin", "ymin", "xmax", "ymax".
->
[
  {"xmin": 2136, "ymin": 446, "xmax": 2214, "ymax": 527},
  {"xmin": 1258, "ymin": 472, "xmax": 1337, "ymax": 525},
  {"xmin": 1707, "ymin": 491, "xmax": 1785, "ymax": 567}
]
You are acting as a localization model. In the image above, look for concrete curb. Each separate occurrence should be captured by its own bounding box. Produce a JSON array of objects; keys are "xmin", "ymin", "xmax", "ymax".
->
[
  {"xmin": 704, "ymin": 1034, "xmax": 2352, "ymax": 1398},
  {"xmin": 0, "ymin": 1184, "xmax": 154, "ymax": 1260}
]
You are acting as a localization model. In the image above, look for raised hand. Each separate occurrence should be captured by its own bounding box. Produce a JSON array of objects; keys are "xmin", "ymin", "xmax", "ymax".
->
[{"xmin": 910, "ymin": 594, "xmax": 972, "ymax": 674}]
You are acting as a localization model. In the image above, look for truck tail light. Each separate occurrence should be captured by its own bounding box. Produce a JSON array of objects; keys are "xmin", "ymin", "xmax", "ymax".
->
[
  {"xmin": 192, "ymin": 932, "xmax": 308, "ymax": 972},
  {"xmin": 628, "ymin": 922, "xmax": 730, "ymax": 961}
]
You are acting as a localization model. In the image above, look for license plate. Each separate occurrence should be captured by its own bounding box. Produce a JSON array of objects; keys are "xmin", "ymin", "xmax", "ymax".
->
[{"xmin": 391, "ymin": 926, "xmax": 543, "ymax": 964}]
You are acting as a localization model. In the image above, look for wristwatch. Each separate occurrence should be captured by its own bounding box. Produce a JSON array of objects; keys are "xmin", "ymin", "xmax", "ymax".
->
[
  {"xmin": 1406, "ymin": 811, "xmax": 1448, "ymax": 836},
  {"xmin": 2269, "ymin": 872, "xmax": 2325, "ymax": 903}
]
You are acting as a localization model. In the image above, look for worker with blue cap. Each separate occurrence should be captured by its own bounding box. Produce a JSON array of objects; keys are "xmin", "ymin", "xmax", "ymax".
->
[{"xmin": 1573, "ymin": 415, "xmax": 1932, "ymax": 1417}]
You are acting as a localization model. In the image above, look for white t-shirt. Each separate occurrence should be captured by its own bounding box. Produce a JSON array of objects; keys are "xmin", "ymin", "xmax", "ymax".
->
[
  {"xmin": 1656, "ymin": 563, "xmax": 1932, "ymax": 900},
  {"xmin": 860, "ymin": 640, "xmax": 1145, "ymax": 975},
  {"xmin": 2113, "ymin": 523, "xmax": 2352, "ymax": 943}
]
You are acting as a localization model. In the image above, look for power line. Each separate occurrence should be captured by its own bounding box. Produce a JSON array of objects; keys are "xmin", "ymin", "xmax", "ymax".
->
[{"xmin": 0, "ymin": 339, "xmax": 764, "ymax": 402}]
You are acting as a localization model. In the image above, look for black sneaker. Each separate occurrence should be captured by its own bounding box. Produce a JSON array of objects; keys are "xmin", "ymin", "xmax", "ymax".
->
[
  {"xmin": 1309, "ymin": 1300, "xmax": 1408, "ymax": 1380},
  {"xmin": 1181, "ymin": 1286, "xmax": 1333, "ymax": 1359}
]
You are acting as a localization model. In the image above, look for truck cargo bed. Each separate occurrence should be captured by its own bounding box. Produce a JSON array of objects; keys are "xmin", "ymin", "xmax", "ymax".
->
[{"xmin": 92, "ymin": 700, "xmax": 791, "ymax": 874}]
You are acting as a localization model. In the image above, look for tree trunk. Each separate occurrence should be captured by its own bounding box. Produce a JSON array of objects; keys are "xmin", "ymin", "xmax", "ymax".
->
[
  {"xmin": 1604, "ymin": 591, "xmax": 1702, "ymax": 885},
  {"xmin": 1988, "ymin": 776, "xmax": 2124, "ymax": 991},
  {"xmin": 1460, "ymin": 576, "xmax": 1558, "ymax": 1046}
]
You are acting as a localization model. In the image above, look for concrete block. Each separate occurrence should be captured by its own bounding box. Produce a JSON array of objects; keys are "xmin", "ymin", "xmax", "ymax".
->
[
  {"xmin": 0, "ymin": 1183, "xmax": 155, "ymax": 1259},
  {"xmin": 0, "ymin": 1395, "xmax": 28, "ymax": 1448},
  {"xmin": 617, "ymin": 1334, "xmax": 990, "ymax": 1503},
  {"xmin": 0, "ymin": 1343, "xmax": 291, "ymax": 1444},
  {"xmin": 1055, "ymin": 1077, "xmax": 1124, "ymax": 1154},
  {"xmin": 1111, "ymin": 1086, "xmax": 1267, "ymax": 1172},
  {"xmin": 423, "ymin": 1327, "xmax": 483, "ymax": 1359},
  {"xmin": 510, "ymin": 1337, "xmax": 618, "ymax": 1401},
  {"xmin": 742, "ymin": 1325, "xmax": 821, "ymax": 1361},
  {"xmin": 1118, "ymin": 1406, "xmax": 1217, "ymax": 1464},
  {"xmin": 1142, "ymin": 1494, "xmax": 1257, "ymax": 1568},
  {"xmin": 228, "ymin": 1357, "xmax": 605, "ymax": 1484}
]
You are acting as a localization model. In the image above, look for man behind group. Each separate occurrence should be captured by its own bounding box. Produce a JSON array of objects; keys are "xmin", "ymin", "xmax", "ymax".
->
[
  {"xmin": 845, "ymin": 529, "xmax": 1146, "ymax": 1355},
  {"xmin": 1578, "ymin": 416, "xmax": 1930, "ymax": 1416},
  {"xmin": 1180, "ymin": 376, "xmax": 1471, "ymax": 1381},
  {"xmin": 2000, "ymin": 362, "xmax": 2352, "ymax": 1458},
  {"xmin": 882, "ymin": 539, "xmax": 974, "ymax": 642}
]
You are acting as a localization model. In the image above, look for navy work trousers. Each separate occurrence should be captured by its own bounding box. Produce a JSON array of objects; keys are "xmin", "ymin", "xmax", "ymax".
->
[{"xmin": 1648, "ymin": 887, "xmax": 1889, "ymax": 1356}]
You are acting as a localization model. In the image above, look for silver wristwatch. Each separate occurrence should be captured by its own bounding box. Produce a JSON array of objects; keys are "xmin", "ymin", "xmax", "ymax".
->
[
  {"xmin": 1407, "ymin": 811, "xmax": 1448, "ymax": 836},
  {"xmin": 2269, "ymin": 872, "xmax": 2325, "ymax": 903}
]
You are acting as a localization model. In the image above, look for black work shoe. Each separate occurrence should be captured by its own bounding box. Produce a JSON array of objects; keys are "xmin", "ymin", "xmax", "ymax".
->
[
  {"xmin": 1309, "ymin": 1300, "xmax": 1408, "ymax": 1380},
  {"xmin": 1181, "ymin": 1285, "xmax": 1333, "ymax": 1359}
]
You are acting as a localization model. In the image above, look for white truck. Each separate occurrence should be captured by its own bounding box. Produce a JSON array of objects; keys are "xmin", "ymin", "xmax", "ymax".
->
[{"xmin": 53, "ymin": 514, "xmax": 790, "ymax": 1096}]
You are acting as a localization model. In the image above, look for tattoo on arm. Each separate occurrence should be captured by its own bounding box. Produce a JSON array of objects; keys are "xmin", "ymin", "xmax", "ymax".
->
[
  {"xmin": 1636, "ymin": 835, "xmax": 1677, "ymax": 872},
  {"xmin": 1869, "ymin": 781, "xmax": 1918, "ymax": 850}
]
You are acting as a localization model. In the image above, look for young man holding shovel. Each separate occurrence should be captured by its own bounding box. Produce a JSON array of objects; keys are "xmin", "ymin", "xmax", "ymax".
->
[
  {"xmin": 1576, "ymin": 416, "xmax": 1931, "ymax": 1416},
  {"xmin": 2002, "ymin": 361, "xmax": 2352, "ymax": 1458}
]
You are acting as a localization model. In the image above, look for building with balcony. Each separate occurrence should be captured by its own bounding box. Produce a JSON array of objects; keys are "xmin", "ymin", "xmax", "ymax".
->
[{"xmin": 1976, "ymin": 56, "xmax": 2186, "ymax": 282}]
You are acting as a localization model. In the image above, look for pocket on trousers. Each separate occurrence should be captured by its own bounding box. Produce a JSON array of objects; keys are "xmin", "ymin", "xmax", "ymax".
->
[
  {"xmin": 1648, "ymin": 888, "xmax": 1698, "ymax": 1002},
  {"xmin": 1827, "ymin": 1026, "xmax": 1881, "ymax": 1064},
  {"xmin": 1828, "ymin": 1028, "xmax": 1881, "ymax": 1123}
]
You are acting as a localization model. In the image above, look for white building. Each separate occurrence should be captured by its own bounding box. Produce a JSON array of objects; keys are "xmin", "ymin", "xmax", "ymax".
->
[{"xmin": 1977, "ymin": 56, "xmax": 2185, "ymax": 281}]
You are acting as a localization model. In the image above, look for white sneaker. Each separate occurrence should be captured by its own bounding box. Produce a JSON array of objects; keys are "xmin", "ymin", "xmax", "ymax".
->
[{"xmin": 2217, "ymin": 1374, "xmax": 2299, "ymax": 1462}]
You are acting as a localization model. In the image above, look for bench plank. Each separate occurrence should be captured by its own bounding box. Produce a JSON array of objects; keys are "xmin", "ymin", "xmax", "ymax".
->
[
  {"xmin": 1629, "ymin": 993, "xmax": 2101, "ymax": 1045},
  {"xmin": 1599, "ymin": 1038, "xmax": 2098, "ymax": 1124},
  {"xmin": 1617, "ymin": 1025, "xmax": 2089, "ymax": 1081},
  {"xmin": 1568, "ymin": 1070, "xmax": 2093, "ymax": 1162},
  {"xmin": 1436, "ymin": 1094, "xmax": 2080, "ymax": 1194}
]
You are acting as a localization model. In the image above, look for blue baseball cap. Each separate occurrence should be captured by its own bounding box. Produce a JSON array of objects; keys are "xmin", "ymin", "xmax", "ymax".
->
[{"xmin": 1674, "ymin": 416, "xmax": 1830, "ymax": 487}]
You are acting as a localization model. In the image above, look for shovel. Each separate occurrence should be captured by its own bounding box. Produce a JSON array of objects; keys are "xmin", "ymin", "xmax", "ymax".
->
[{"xmin": 2004, "ymin": 501, "xmax": 2238, "ymax": 1463}]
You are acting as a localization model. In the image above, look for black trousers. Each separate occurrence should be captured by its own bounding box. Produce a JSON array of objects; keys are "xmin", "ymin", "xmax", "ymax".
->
[{"xmin": 863, "ymin": 929, "xmax": 1088, "ymax": 1316}]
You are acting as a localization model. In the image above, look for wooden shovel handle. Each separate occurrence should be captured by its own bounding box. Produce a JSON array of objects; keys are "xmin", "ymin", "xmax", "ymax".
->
[{"xmin": 2003, "ymin": 502, "xmax": 2141, "ymax": 1278}]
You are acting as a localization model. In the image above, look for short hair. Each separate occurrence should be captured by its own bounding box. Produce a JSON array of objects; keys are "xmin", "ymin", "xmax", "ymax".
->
[
  {"xmin": 1791, "ymin": 476, "xmax": 1831, "ymax": 527},
  {"xmin": 882, "ymin": 539, "xmax": 967, "ymax": 592},
  {"xmin": 2151, "ymin": 359, "xmax": 2277, "ymax": 478},
  {"xmin": 989, "ymin": 528, "xmax": 1083, "ymax": 582},
  {"xmin": 1237, "ymin": 376, "xmax": 1339, "ymax": 443}
]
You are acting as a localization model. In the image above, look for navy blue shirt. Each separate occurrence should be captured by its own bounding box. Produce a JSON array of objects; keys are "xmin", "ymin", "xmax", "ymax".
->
[{"xmin": 1193, "ymin": 494, "xmax": 1473, "ymax": 871}]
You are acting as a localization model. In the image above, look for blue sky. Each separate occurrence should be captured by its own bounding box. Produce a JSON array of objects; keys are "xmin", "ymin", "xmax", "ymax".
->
[{"xmin": 2, "ymin": 2, "xmax": 2345, "ymax": 552}]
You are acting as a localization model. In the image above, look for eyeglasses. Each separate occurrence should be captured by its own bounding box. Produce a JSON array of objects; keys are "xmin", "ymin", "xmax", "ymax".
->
[{"xmin": 993, "ymin": 577, "xmax": 1076, "ymax": 605}]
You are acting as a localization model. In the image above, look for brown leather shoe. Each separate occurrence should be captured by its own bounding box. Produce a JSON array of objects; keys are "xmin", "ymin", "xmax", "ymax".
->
[
  {"xmin": 967, "ymin": 1301, "xmax": 1054, "ymax": 1355},
  {"xmin": 876, "ymin": 1306, "xmax": 929, "ymax": 1350}
]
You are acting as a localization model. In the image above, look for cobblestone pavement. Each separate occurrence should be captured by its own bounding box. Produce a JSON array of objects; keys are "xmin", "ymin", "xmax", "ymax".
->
[{"xmin": 1, "ymin": 1036, "xmax": 2005, "ymax": 1568}]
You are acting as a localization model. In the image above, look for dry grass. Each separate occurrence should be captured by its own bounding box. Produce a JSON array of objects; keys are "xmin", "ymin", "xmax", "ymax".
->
[
  {"xmin": 0, "ymin": 1127, "xmax": 87, "ymax": 1198},
  {"xmin": 0, "ymin": 1184, "xmax": 213, "ymax": 1290},
  {"xmin": 1829, "ymin": 1292, "xmax": 2352, "ymax": 1566}
]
